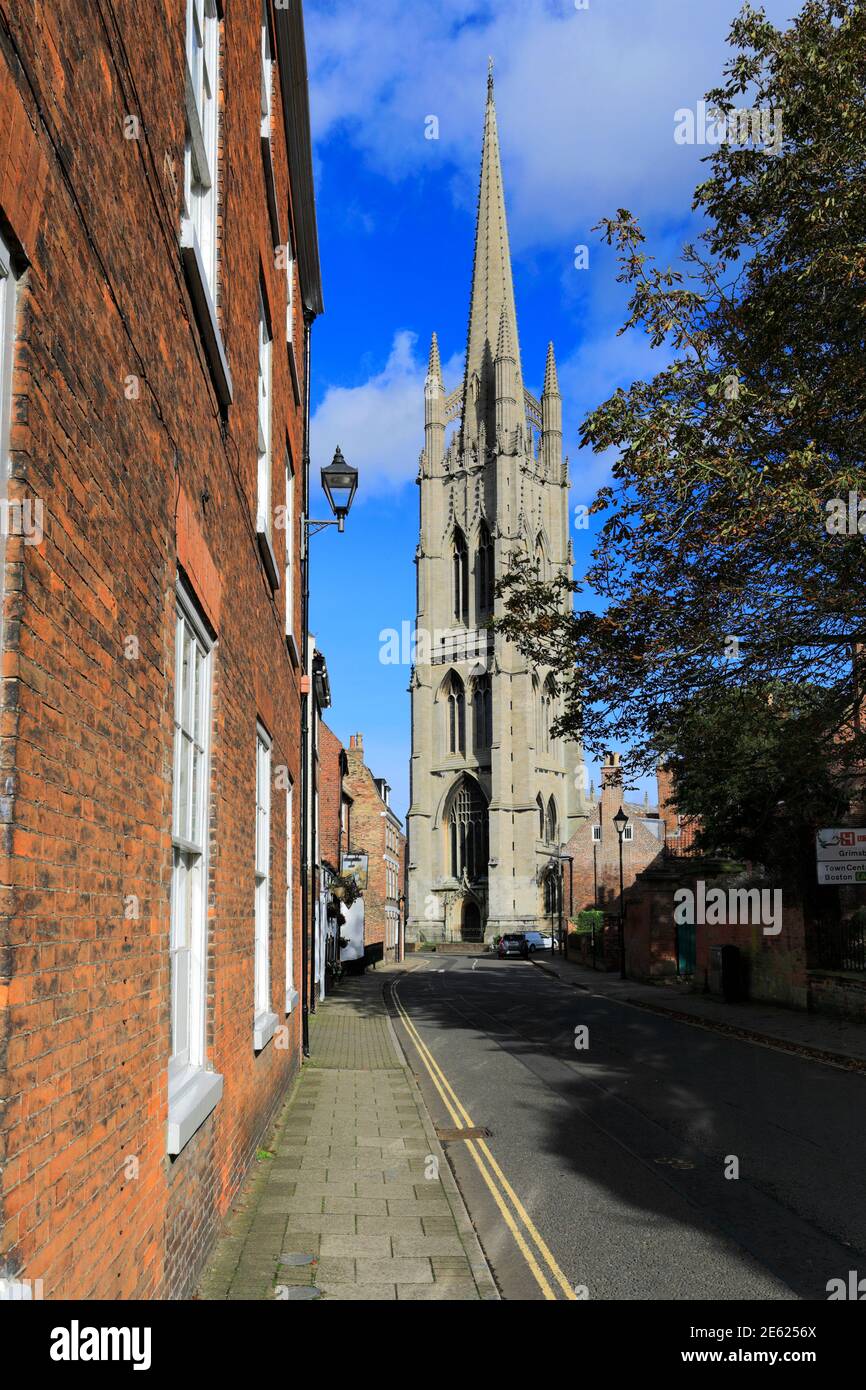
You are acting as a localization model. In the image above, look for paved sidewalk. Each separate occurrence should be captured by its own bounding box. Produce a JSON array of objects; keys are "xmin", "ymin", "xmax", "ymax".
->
[
  {"xmin": 531, "ymin": 953, "xmax": 866, "ymax": 1070},
  {"xmin": 198, "ymin": 966, "xmax": 498, "ymax": 1301}
]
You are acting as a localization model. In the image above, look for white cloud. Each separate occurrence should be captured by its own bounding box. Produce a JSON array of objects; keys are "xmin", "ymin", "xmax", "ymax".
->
[
  {"xmin": 311, "ymin": 332, "xmax": 463, "ymax": 495},
  {"xmin": 306, "ymin": 0, "xmax": 798, "ymax": 251}
]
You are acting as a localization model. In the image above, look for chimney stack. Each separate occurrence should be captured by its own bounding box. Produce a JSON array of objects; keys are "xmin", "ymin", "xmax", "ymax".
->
[
  {"xmin": 599, "ymin": 751, "xmax": 623, "ymax": 822},
  {"xmin": 656, "ymin": 759, "xmax": 678, "ymax": 838}
]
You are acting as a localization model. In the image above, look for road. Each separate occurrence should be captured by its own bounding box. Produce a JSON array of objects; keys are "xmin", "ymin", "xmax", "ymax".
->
[{"xmin": 388, "ymin": 953, "xmax": 866, "ymax": 1301}]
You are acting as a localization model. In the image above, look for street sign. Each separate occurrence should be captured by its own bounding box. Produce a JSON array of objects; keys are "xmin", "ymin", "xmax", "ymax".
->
[
  {"xmin": 341, "ymin": 852, "xmax": 368, "ymax": 889},
  {"xmin": 817, "ymin": 862, "xmax": 866, "ymax": 885},
  {"xmin": 816, "ymin": 829, "xmax": 866, "ymax": 884}
]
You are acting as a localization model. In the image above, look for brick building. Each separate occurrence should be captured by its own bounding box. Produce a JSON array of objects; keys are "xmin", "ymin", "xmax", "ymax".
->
[
  {"xmin": 345, "ymin": 733, "xmax": 406, "ymax": 964},
  {"xmin": 0, "ymin": 1, "xmax": 322, "ymax": 1298},
  {"xmin": 309, "ymin": 683, "xmax": 352, "ymax": 997},
  {"xmin": 562, "ymin": 753, "xmax": 666, "ymax": 920},
  {"xmin": 318, "ymin": 721, "xmax": 351, "ymax": 879}
]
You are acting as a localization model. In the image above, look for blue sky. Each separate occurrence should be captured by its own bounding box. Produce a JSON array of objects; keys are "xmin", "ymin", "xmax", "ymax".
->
[{"xmin": 305, "ymin": 0, "xmax": 798, "ymax": 822}]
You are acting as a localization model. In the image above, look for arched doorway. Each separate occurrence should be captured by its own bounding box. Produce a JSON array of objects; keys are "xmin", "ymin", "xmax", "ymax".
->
[{"xmin": 462, "ymin": 899, "xmax": 483, "ymax": 942}]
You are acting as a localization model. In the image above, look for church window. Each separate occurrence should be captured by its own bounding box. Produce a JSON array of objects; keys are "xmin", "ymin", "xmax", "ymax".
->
[
  {"xmin": 544, "ymin": 870, "xmax": 560, "ymax": 915},
  {"xmin": 453, "ymin": 527, "xmax": 469, "ymax": 624},
  {"xmin": 472, "ymin": 674, "xmax": 492, "ymax": 751},
  {"xmin": 443, "ymin": 672, "xmax": 465, "ymax": 756},
  {"xmin": 535, "ymin": 534, "xmax": 546, "ymax": 579},
  {"xmin": 448, "ymin": 777, "xmax": 488, "ymax": 881},
  {"xmin": 476, "ymin": 521, "xmax": 494, "ymax": 617},
  {"xmin": 541, "ymin": 675, "xmax": 556, "ymax": 753},
  {"xmin": 545, "ymin": 796, "xmax": 558, "ymax": 845}
]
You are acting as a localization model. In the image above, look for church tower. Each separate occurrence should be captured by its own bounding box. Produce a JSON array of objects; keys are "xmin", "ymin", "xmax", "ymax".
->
[{"xmin": 407, "ymin": 65, "xmax": 586, "ymax": 947}]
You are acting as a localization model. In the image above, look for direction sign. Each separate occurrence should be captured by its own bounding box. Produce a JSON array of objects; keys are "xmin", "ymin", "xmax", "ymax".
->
[
  {"xmin": 817, "ymin": 861, "xmax": 866, "ymax": 885},
  {"xmin": 815, "ymin": 828, "xmax": 866, "ymax": 860},
  {"xmin": 816, "ymin": 829, "xmax": 866, "ymax": 884}
]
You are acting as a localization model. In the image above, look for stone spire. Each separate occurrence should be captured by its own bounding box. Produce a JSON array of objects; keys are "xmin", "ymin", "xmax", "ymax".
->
[
  {"xmin": 495, "ymin": 303, "xmax": 519, "ymax": 446},
  {"xmin": 541, "ymin": 339, "xmax": 562, "ymax": 474},
  {"xmin": 543, "ymin": 340, "xmax": 560, "ymax": 396},
  {"xmin": 428, "ymin": 330, "xmax": 443, "ymax": 382},
  {"xmin": 461, "ymin": 63, "xmax": 525, "ymax": 448},
  {"xmin": 424, "ymin": 330, "xmax": 445, "ymax": 467}
]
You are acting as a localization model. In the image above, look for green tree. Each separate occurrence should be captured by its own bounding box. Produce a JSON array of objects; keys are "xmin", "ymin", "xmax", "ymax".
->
[
  {"xmin": 657, "ymin": 683, "xmax": 850, "ymax": 877},
  {"xmin": 498, "ymin": 0, "xmax": 866, "ymax": 788}
]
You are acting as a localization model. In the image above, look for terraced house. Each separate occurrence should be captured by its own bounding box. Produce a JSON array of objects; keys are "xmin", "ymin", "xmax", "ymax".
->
[{"xmin": 0, "ymin": 0, "xmax": 322, "ymax": 1297}]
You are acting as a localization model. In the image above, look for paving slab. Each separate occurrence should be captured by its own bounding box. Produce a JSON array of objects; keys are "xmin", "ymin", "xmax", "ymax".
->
[{"xmin": 196, "ymin": 966, "xmax": 499, "ymax": 1301}]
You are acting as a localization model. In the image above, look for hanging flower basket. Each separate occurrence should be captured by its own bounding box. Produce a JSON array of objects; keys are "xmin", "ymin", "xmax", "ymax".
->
[{"xmin": 330, "ymin": 873, "xmax": 361, "ymax": 908}]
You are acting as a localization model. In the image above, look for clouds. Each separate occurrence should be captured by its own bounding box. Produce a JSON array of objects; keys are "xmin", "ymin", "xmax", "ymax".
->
[
  {"xmin": 310, "ymin": 331, "xmax": 463, "ymax": 495},
  {"xmin": 306, "ymin": 0, "xmax": 798, "ymax": 252}
]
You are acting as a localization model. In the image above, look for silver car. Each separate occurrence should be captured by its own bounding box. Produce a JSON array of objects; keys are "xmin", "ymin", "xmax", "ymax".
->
[
  {"xmin": 497, "ymin": 933, "xmax": 526, "ymax": 958},
  {"xmin": 521, "ymin": 930, "xmax": 554, "ymax": 955}
]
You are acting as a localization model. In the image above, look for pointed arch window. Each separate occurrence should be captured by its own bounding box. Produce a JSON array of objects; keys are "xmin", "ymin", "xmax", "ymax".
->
[
  {"xmin": 453, "ymin": 526, "xmax": 469, "ymax": 624},
  {"xmin": 472, "ymin": 674, "xmax": 492, "ymax": 751},
  {"xmin": 544, "ymin": 869, "xmax": 561, "ymax": 915},
  {"xmin": 476, "ymin": 521, "xmax": 494, "ymax": 618},
  {"xmin": 532, "ymin": 675, "xmax": 541, "ymax": 749},
  {"xmin": 442, "ymin": 671, "xmax": 466, "ymax": 756},
  {"xmin": 536, "ymin": 794, "xmax": 545, "ymax": 840},
  {"xmin": 541, "ymin": 675, "xmax": 556, "ymax": 753},
  {"xmin": 448, "ymin": 777, "xmax": 488, "ymax": 882},
  {"xmin": 535, "ymin": 534, "xmax": 546, "ymax": 579},
  {"xmin": 545, "ymin": 796, "xmax": 558, "ymax": 846}
]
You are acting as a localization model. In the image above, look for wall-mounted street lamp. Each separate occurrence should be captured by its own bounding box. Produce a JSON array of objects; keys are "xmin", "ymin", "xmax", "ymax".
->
[
  {"xmin": 300, "ymin": 446, "xmax": 359, "ymax": 1056},
  {"xmin": 613, "ymin": 806, "xmax": 629, "ymax": 980},
  {"xmin": 309, "ymin": 445, "xmax": 358, "ymax": 535}
]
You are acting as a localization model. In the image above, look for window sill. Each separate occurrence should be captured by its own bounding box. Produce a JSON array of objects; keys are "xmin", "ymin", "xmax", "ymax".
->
[
  {"xmin": 180, "ymin": 217, "xmax": 233, "ymax": 409},
  {"xmin": 254, "ymin": 1010, "xmax": 279, "ymax": 1052},
  {"xmin": 285, "ymin": 986, "xmax": 299, "ymax": 1014},
  {"xmin": 261, "ymin": 134, "xmax": 282, "ymax": 248},
  {"xmin": 167, "ymin": 1068, "xmax": 224, "ymax": 1156},
  {"xmin": 257, "ymin": 527, "xmax": 281, "ymax": 592}
]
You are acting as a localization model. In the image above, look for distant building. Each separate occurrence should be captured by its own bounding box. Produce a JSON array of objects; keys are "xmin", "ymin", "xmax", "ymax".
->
[
  {"xmin": 564, "ymin": 754, "xmax": 668, "ymax": 918},
  {"xmin": 346, "ymin": 734, "xmax": 406, "ymax": 964},
  {"xmin": 317, "ymin": 718, "xmax": 351, "ymax": 988}
]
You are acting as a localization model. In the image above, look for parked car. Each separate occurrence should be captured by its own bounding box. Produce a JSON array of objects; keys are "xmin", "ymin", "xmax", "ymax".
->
[
  {"xmin": 521, "ymin": 931, "xmax": 555, "ymax": 955},
  {"xmin": 497, "ymin": 931, "xmax": 556, "ymax": 959},
  {"xmin": 497, "ymin": 933, "xmax": 526, "ymax": 958}
]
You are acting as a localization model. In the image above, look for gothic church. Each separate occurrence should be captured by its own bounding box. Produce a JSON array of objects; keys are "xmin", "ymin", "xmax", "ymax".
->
[{"xmin": 407, "ymin": 67, "xmax": 586, "ymax": 945}]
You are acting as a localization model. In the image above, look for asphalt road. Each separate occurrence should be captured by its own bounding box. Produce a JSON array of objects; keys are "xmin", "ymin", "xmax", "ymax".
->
[{"xmin": 388, "ymin": 953, "xmax": 866, "ymax": 1301}]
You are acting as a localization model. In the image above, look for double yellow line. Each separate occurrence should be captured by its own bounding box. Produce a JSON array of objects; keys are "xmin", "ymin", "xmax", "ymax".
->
[{"xmin": 391, "ymin": 979, "xmax": 576, "ymax": 1301}]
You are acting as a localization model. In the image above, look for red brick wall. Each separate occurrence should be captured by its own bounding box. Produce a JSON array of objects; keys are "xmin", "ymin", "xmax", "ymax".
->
[
  {"xmin": 318, "ymin": 722, "xmax": 345, "ymax": 872},
  {"xmin": 625, "ymin": 864, "xmax": 809, "ymax": 1008},
  {"xmin": 0, "ymin": 1, "xmax": 308, "ymax": 1299}
]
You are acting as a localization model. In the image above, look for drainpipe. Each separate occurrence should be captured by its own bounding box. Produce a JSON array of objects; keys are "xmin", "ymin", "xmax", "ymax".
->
[{"xmin": 300, "ymin": 308, "xmax": 313, "ymax": 1057}]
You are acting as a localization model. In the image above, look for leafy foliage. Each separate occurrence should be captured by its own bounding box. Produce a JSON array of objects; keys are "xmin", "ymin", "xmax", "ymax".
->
[
  {"xmin": 498, "ymin": 1, "xmax": 866, "ymax": 803},
  {"xmin": 657, "ymin": 683, "xmax": 851, "ymax": 874}
]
